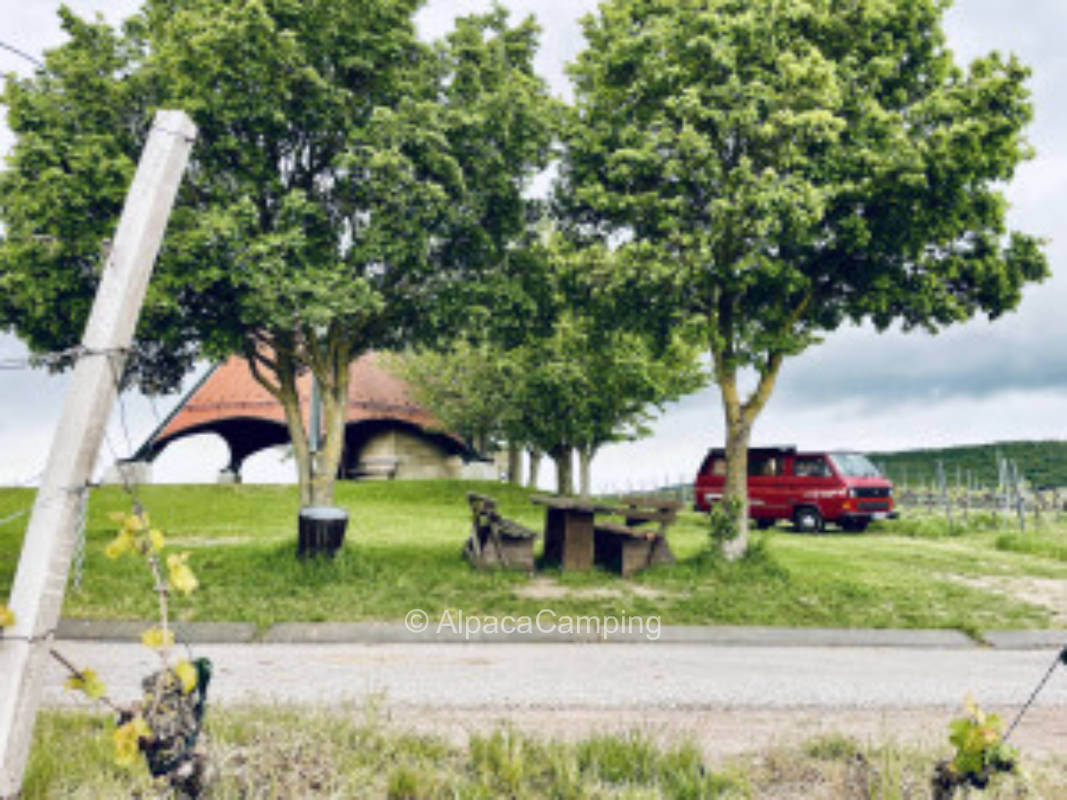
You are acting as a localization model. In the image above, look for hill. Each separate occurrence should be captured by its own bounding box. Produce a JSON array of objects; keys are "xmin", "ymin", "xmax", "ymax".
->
[{"xmin": 868, "ymin": 440, "xmax": 1067, "ymax": 489}]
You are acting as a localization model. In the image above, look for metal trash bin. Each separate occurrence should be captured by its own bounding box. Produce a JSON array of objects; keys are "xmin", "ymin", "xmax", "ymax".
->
[{"xmin": 297, "ymin": 506, "xmax": 349, "ymax": 558}]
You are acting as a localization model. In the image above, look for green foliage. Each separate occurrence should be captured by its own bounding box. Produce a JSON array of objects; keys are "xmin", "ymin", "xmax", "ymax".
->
[
  {"xmin": 707, "ymin": 496, "xmax": 744, "ymax": 551},
  {"xmin": 385, "ymin": 765, "xmax": 422, "ymax": 800},
  {"xmin": 382, "ymin": 342, "xmax": 517, "ymax": 455},
  {"xmin": 0, "ymin": 1, "xmax": 557, "ymax": 503},
  {"xmin": 560, "ymin": 0, "xmax": 1048, "ymax": 550},
  {"xmin": 389, "ymin": 230, "xmax": 708, "ymax": 491},
  {"xmin": 877, "ymin": 510, "xmax": 1002, "ymax": 540},
  {"xmin": 805, "ymin": 734, "xmax": 862, "ymax": 761},
  {"xmin": 511, "ymin": 303, "xmax": 707, "ymax": 464},
  {"xmin": 31, "ymin": 710, "xmax": 1062, "ymax": 799},
  {"xmin": 932, "ymin": 697, "xmax": 1019, "ymax": 798},
  {"xmin": 26, "ymin": 708, "xmax": 745, "ymax": 799},
  {"xmin": 996, "ymin": 531, "xmax": 1067, "ymax": 562}
]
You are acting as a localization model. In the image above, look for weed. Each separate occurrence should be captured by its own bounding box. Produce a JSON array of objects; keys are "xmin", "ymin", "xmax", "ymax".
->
[
  {"xmin": 386, "ymin": 765, "xmax": 422, "ymax": 799},
  {"xmin": 805, "ymin": 733, "xmax": 862, "ymax": 761},
  {"xmin": 996, "ymin": 531, "xmax": 1067, "ymax": 562}
]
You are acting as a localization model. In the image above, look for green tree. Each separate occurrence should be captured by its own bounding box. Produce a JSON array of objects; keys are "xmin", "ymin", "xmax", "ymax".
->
[
  {"xmin": 389, "ymin": 231, "xmax": 706, "ymax": 496},
  {"xmin": 383, "ymin": 339, "xmax": 515, "ymax": 458},
  {"xmin": 0, "ymin": 1, "xmax": 556, "ymax": 506},
  {"xmin": 513, "ymin": 307, "xmax": 705, "ymax": 496},
  {"xmin": 561, "ymin": 0, "xmax": 1047, "ymax": 555}
]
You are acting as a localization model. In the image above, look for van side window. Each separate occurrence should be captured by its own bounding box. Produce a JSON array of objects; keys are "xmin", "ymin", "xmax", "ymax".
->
[
  {"xmin": 794, "ymin": 457, "xmax": 830, "ymax": 477},
  {"xmin": 749, "ymin": 455, "xmax": 781, "ymax": 477}
]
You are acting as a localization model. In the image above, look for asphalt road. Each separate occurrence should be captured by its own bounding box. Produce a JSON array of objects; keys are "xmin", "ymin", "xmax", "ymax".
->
[{"xmin": 41, "ymin": 641, "xmax": 1067, "ymax": 711}]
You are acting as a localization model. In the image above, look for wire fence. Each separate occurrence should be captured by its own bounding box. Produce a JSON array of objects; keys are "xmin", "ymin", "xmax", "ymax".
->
[
  {"xmin": 882, "ymin": 456, "xmax": 1067, "ymax": 532},
  {"xmin": 595, "ymin": 475, "xmax": 697, "ymax": 506},
  {"xmin": 0, "ymin": 342, "xmax": 157, "ymax": 591}
]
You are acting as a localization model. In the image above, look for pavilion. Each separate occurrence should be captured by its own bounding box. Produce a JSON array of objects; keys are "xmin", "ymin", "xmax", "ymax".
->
[{"xmin": 129, "ymin": 353, "xmax": 493, "ymax": 483}]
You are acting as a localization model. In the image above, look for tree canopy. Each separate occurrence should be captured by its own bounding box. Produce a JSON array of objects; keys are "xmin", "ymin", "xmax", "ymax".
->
[
  {"xmin": 390, "ymin": 232, "xmax": 707, "ymax": 496},
  {"xmin": 560, "ymin": 0, "xmax": 1048, "ymax": 553},
  {"xmin": 0, "ymin": 0, "xmax": 557, "ymax": 504}
]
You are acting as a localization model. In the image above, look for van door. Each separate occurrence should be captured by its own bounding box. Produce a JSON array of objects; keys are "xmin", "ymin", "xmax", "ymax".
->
[
  {"xmin": 790, "ymin": 455, "xmax": 837, "ymax": 518},
  {"xmin": 748, "ymin": 451, "xmax": 789, "ymax": 519}
]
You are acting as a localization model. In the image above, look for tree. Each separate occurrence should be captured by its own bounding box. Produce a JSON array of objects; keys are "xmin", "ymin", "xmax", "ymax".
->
[
  {"xmin": 560, "ymin": 0, "xmax": 1047, "ymax": 556},
  {"xmin": 382, "ymin": 339, "xmax": 515, "ymax": 458},
  {"xmin": 512, "ymin": 308, "xmax": 705, "ymax": 496},
  {"xmin": 0, "ymin": 1, "xmax": 556, "ymax": 506},
  {"xmin": 388, "ymin": 231, "xmax": 706, "ymax": 497}
]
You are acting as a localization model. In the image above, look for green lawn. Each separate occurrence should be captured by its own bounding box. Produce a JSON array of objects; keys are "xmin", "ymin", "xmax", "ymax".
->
[{"xmin": 3, "ymin": 481, "xmax": 1067, "ymax": 633}]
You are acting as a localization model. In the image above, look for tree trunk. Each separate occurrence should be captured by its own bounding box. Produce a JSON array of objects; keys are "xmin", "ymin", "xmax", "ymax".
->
[
  {"xmin": 711, "ymin": 342, "xmax": 786, "ymax": 561},
  {"xmin": 720, "ymin": 405, "xmax": 751, "ymax": 561},
  {"xmin": 310, "ymin": 380, "xmax": 346, "ymax": 506},
  {"xmin": 577, "ymin": 445, "xmax": 595, "ymax": 499},
  {"xmin": 308, "ymin": 331, "xmax": 351, "ymax": 507},
  {"xmin": 527, "ymin": 449, "xmax": 542, "ymax": 489},
  {"xmin": 273, "ymin": 356, "xmax": 314, "ymax": 507},
  {"xmin": 551, "ymin": 445, "xmax": 574, "ymax": 496},
  {"xmin": 507, "ymin": 442, "xmax": 522, "ymax": 485},
  {"xmin": 244, "ymin": 332, "xmax": 351, "ymax": 509}
]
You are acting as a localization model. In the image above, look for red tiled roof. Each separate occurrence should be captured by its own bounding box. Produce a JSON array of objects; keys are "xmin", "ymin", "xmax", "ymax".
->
[{"xmin": 153, "ymin": 352, "xmax": 444, "ymax": 444}]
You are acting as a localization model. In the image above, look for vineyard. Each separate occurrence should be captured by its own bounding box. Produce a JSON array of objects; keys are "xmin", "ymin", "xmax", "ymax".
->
[{"xmin": 870, "ymin": 440, "xmax": 1067, "ymax": 490}]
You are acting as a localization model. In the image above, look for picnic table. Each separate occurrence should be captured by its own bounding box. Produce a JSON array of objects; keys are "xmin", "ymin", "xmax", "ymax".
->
[{"xmin": 530, "ymin": 494, "xmax": 678, "ymax": 576}]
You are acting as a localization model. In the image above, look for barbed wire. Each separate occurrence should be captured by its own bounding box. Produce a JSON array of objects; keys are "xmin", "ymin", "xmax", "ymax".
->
[
  {"xmin": 0, "ymin": 344, "xmax": 131, "ymax": 371},
  {"xmin": 106, "ymin": 352, "xmax": 137, "ymax": 461},
  {"xmin": 0, "ymin": 508, "xmax": 30, "ymax": 527},
  {"xmin": 7, "ymin": 469, "xmax": 46, "ymax": 488},
  {"xmin": 1002, "ymin": 647, "xmax": 1067, "ymax": 745},
  {"xmin": 0, "ymin": 39, "xmax": 46, "ymax": 70}
]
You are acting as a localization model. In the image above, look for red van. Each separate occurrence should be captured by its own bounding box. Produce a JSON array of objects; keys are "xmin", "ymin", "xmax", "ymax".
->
[{"xmin": 694, "ymin": 446, "xmax": 896, "ymax": 532}]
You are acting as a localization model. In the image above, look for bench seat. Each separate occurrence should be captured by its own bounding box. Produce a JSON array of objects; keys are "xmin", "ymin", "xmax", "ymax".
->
[
  {"xmin": 592, "ymin": 496, "xmax": 679, "ymax": 576},
  {"xmin": 464, "ymin": 492, "xmax": 537, "ymax": 571}
]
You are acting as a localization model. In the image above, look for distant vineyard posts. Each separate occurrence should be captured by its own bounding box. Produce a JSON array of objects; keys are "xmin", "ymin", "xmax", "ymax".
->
[{"xmin": 880, "ymin": 455, "xmax": 1065, "ymax": 532}]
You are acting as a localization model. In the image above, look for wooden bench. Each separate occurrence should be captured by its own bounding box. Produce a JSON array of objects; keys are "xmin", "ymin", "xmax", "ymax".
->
[
  {"xmin": 593, "ymin": 496, "xmax": 679, "ymax": 577},
  {"xmin": 464, "ymin": 492, "xmax": 537, "ymax": 571},
  {"xmin": 352, "ymin": 456, "xmax": 399, "ymax": 480}
]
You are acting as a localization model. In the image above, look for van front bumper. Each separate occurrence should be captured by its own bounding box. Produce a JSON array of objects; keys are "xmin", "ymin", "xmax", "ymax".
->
[{"xmin": 841, "ymin": 511, "xmax": 899, "ymax": 523}]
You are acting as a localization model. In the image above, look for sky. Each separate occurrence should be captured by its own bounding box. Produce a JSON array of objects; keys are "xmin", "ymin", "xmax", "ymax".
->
[{"xmin": 0, "ymin": 0, "xmax": 1065, "ymax": 492}]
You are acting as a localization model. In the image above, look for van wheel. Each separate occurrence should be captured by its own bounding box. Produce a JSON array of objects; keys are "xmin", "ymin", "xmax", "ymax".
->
[{"xmin": 793, "ymin": 507, "xmax": 823, "ymax": 534}]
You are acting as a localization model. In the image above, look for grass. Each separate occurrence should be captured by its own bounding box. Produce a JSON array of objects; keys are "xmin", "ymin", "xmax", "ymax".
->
[
  {"xmin": 23, "ymin": 707, "xmax": 1066, "ymax": 799},
  {"xmin": 3, "ymin": 482, "xmax": 1067, "ymax": 632}
]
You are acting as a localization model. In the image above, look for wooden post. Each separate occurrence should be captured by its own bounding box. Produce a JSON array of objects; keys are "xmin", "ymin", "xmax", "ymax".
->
[
  {"xmin": 0, "ymin": 110, "xmax": 196, "ymax": 798},
  {"xmin": 937, "ymin": 460, "xmax": 953, "ymax": 530},
  {"xmin": 1011, "ymin": 460, "xmax": 1025, "ymax": 532}
]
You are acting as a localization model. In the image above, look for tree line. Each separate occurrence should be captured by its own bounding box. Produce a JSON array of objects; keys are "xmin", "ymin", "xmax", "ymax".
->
[{"xmin": 0, "ymin": 0, "xmax": 1046, "ymax": 559}]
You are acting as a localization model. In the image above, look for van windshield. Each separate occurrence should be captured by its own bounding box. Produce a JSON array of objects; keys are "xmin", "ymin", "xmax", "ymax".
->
[{"xmin": 829, "ymin": 453, "xmax": 882, "ymax": 478}]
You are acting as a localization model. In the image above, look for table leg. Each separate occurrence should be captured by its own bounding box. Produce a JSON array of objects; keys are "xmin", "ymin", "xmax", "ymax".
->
[
  {"xmin": 542, "ymin": 507, "xmax": 565, "ymax": 567},
  {"xmin": 561, "ymin": 509, "xmax": 594, "ymax": 570}
]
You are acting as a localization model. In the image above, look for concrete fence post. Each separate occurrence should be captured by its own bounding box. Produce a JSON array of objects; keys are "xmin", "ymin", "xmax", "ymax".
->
[{"xmin": 0, "ymin": 110, "xmax": 196, "ymax": 798}]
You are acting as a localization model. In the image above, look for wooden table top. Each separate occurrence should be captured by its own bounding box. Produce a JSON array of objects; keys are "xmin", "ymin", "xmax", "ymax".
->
[{"xmin": 529, "ymin": 494, "xmax": 674, "ymax": 523}]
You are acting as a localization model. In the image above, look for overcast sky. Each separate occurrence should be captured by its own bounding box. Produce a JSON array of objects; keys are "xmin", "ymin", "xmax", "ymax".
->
[{"xmin": 1, "ymin": 0, "xmax": 1065, "ymax": 491}]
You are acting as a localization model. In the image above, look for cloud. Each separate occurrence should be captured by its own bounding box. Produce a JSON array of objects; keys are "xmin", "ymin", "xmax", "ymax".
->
[{"xmin": 773, "ymin": 317, "xmax": 1067, "ymax": 409}]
